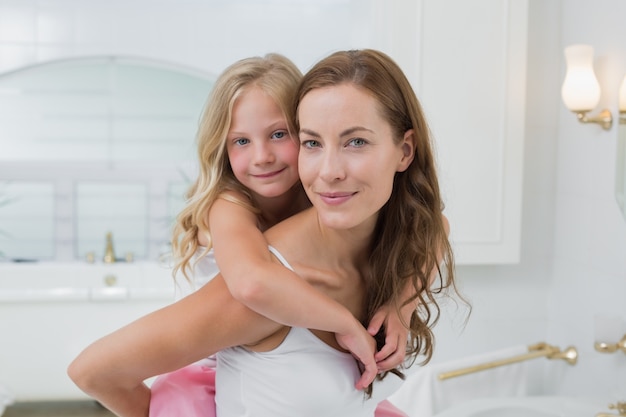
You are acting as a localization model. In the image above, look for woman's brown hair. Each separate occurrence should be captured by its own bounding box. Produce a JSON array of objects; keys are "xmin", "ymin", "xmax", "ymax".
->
[{"xmin": 295, "ymin": 49, "xmax": 461, "ymax": 380}]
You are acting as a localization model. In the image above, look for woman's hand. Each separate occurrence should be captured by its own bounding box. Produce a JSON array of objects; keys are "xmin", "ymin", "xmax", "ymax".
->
[
  {"xmin": 335, "ymin": 319, "xmax": 378, "ymax": 390},
  {"xmin": 367, "ymin": 303, "xmax": 411, "ymax": 371}
]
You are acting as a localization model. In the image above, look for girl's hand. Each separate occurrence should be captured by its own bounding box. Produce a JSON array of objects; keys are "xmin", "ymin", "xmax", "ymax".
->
[
  {"xmin": 335, "ymin": 321, "xmax": 378, "ymax": 390},
  {"xmin": 367, "ymin": 303, "xmax": 410, "ymax": 371}
]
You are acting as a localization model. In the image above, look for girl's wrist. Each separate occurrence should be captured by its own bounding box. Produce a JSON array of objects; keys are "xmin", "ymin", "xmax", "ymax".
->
[{"xmin": 337, "ymin": 309, "xmax": 362, "ymax": 336}]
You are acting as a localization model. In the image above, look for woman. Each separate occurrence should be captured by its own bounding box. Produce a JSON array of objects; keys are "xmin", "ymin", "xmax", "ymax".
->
[{"xmin": 68, "ymin": 49, "xmax": 456, "ymax": 416}]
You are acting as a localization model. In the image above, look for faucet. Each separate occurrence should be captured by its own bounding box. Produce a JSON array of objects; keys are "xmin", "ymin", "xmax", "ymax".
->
[
  {"xmin": 597, "ymin": 402, "xmax": 626, "ymax": 417},
  {"xmin": 103, "ymin": 232, "xmax": 116, "ymax": 264}
]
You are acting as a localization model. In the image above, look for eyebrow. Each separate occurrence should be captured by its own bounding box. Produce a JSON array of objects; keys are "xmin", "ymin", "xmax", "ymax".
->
[
  {"xmin": 299, "ymin": 126, "xmax": 374, "ymax": 138},
  {"xmin": 229, "ymin": 120, "xmax": 288, "ymax": 138}
]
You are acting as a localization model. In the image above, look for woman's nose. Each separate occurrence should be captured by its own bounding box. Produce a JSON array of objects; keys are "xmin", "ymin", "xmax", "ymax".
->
[{"xmin": 318, "ymin": 150, "xmax": 346, "ymax": 182}]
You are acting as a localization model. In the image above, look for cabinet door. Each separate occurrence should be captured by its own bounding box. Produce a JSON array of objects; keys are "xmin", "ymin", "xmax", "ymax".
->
[{"xmin": 373, "ymin": 0, "xmax": 528, "ymax": 264}]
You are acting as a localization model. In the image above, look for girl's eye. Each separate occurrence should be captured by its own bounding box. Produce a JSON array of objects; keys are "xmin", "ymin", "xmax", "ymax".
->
[
  {"xmin": 271, "ymin": 130, "xmax": 288, "ymax": 140},
  {"xmin": 348, "ymin": 138, "xmax": 367, "ymax": 147},
  {"xmin": 301, "ymin": 139, "xmax": 320, "ymax": 149},
  {"xmin": 234, "ymin": 138, "xmax": 250, "ymax": 146}
]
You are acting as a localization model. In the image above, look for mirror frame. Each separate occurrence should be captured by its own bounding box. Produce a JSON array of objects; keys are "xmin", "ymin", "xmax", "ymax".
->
[{"xmin": 617, "ymin": 115, "xmax": 626, "ymax": 221}]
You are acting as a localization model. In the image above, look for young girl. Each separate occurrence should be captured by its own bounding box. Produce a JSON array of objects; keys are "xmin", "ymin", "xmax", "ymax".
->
[{"xmin": 147, "ymin": 54, "xmax": 411, "ymax": 417}]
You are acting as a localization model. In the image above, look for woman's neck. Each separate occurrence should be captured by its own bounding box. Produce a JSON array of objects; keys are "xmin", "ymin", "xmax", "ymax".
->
[{"xmin": 311, "ymin": 211, "xmax": 376, "ymax": 270}]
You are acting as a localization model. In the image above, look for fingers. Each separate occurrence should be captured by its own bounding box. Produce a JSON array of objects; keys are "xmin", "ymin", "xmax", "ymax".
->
[
  {"xmin": 367, "ymin": 310, "xmax": 385, "ymax": 336},
  {"xmin": 375, "ymin": 334, "xmax": 406, "ymax": 371},
  {"xmin": 355, "ymin": 359, "xmax": 378, "ymax": 390},
  {"xmin": 374, "ymin": 336, "xmax": 397, "ymax": 362}
]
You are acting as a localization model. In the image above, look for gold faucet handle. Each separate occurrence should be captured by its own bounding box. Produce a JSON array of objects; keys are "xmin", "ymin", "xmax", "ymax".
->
[{"xmin": 595, "ymin": 335, "xmax": 626, "ymax": 354}]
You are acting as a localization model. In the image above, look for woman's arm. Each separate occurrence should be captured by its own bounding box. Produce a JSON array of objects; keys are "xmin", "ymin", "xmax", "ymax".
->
[
  {"xmin": 68, "ymin": 274, "xmax": 280, "ymax": 417},
  {"xmin": 208, "ymin": 196, "xmax": 378, "ymax": 384}
]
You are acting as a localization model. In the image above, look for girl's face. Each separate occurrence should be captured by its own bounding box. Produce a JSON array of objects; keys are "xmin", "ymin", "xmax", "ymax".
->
[
  {"xmin": 297, "ymin": 83, "xmax": 414, "ymax": 231},
  {"xmin": 226, "ymin": 86, "xmax": 300, "ymax": 199}
]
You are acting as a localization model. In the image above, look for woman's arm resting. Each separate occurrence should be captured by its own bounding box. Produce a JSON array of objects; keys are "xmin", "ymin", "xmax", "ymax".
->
[{"xmin": 68, "ymin": 274, "xmax": 280, "ymax": 417}]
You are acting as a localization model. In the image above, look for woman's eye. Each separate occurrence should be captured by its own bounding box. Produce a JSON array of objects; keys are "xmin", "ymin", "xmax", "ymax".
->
[
  {"xmin": 348, "ymin": 138, "xmax": 367, "ymax": 147},
  {"xmin": 234, "ymin": 138, "xmax": 250, "ymax": 146},
  {"xmin": 301, "ymin": 139, "xmax": 320, "ymax": 149}
]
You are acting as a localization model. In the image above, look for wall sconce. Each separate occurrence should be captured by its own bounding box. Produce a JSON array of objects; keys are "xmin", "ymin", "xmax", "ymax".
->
[{"xmin": 561, "ymin": 44, "xmax": 613, "ymax": 130}]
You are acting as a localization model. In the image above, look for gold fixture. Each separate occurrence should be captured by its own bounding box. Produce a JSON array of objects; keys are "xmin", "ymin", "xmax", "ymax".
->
[
  {"xmin": 595, "ymin": 334, "xmax": 626, "ymax": 354},
  {"xmin": 85, "ymin": 251, "xmax": 95, "ymax": 263},
  {"xmin": 561, "ymin": 44, "xmax": 613, "ymax": 131},
  {"xmin": 103, "ymin": 231, "xmax": 116, "ymax": 264},
  {"xmin": 104, "ymin": 274, "xmax": 117, "ymax": 287},
  {"xmin": 596, "ymin": 402, "xmax": 626, "ymax": 417},
  {"xmin": 572, "ymin": 109, "xmax": 613, "ymax": 131},
  {"xmin": 438, "ymin": 343, "xmax": 578, "ymax": 381}
]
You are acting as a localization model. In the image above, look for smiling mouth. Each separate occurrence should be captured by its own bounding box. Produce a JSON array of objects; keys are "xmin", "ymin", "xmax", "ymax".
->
[
  {"xmin": 318, "ymin": 192, "xmax": 356, "ymax": 205},
  {"xmin": 253, "ymin": 168, "xmax": 285, "ymax": 178}
]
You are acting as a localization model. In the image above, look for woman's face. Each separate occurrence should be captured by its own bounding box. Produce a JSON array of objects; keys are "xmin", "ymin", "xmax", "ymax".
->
[
  {"xmin": 226, "ymin": 86, "xmax": 300, "ymax": 199},
  {"xmin": 297, "ymin": 83, "xmax": 413, "ymax": 231}
]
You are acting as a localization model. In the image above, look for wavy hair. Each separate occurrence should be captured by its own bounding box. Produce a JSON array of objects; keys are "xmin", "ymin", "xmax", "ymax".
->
[
  {"xmin": 171, "ymin": 54, "xmax": 302, "ymax": 280},
  {"xmin": 295, "ymin": 49, "xmax": 461, "ymax": 385}
]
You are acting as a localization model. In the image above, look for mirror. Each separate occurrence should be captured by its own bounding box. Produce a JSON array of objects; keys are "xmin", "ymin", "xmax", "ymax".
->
[
  {"xmin": 0, "ymin": 57, "xmax": 215, "ymax": 261},
  {"xmin": 617, "ymin": 114, "xmax": 626, "ymax": 221}
]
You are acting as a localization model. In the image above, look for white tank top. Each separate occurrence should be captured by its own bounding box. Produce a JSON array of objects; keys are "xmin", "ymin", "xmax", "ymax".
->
[{"xmin": 215, "ymin": 246, "xmax": 404, "ymax": 417}]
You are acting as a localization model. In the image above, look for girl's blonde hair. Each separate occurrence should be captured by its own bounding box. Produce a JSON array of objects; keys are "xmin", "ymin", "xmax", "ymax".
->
[{"xmin": 172, "ymin": 54, "xmax": 302, "ymax": 280}]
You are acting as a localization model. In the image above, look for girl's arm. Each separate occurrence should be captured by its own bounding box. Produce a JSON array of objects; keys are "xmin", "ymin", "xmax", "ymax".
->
[
  {"xmin": 68, "ymin": 274, "xmax": 281, "ymax": 417},
  {"xmin": 208, "ymin": 195, "xmax": 377, "ymax": 386}
]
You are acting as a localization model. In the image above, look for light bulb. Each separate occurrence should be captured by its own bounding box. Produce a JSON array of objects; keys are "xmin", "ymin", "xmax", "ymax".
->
[{"xmin": 561, "ymin": 44, "xmax": 601, "ymax": 112}]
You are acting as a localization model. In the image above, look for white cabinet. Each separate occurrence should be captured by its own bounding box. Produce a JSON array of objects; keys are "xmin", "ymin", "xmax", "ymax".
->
[
  {"xmin": 0, "ymin": 263, "xmax": 174, "ymax": 400},
  {"xmin": 372, "ymin": 0, "xmax": 528, "ymax": 264}
]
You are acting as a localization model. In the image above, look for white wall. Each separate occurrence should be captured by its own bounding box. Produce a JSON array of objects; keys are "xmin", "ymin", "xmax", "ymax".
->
[
  {"xmin": 549, "ymin": 0, "xmax": 626, "ymax": 399},
  {"xmin": 0, "ymin": 0, "xmax": 371, "ymax": 75},
  {"xmin": 434, "ymin": 0, "xmax": 626, "ymax": 401},
  {"xmin": 1, "ymin": 0, "xmax": 625, "ymax": 403}
]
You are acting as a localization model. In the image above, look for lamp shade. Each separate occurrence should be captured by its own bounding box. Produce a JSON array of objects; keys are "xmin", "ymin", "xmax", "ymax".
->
[
  {"xmin": 619, "ymin": 76, "xmax": 626, "ymax": 112},
  {"xmin": 561, "ymin": 44, "xmax": 601, "ymax": 112}
]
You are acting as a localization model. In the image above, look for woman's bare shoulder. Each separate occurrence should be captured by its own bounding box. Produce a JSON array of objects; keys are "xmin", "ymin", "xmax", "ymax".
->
[{"xmin": 264, "ymin": 207, "xmax": 314, "ymax": 242}]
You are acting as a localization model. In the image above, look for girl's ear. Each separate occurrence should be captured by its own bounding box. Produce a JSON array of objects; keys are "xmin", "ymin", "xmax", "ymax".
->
[{"xmin": 397, "ymin": 129, "xmax": 415, "ymax": 172}]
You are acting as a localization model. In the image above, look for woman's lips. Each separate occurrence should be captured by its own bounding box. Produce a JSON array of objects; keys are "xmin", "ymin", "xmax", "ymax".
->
[{"xmin": 318, "ymin": 192, "xmax": 355, "ymax": 206}]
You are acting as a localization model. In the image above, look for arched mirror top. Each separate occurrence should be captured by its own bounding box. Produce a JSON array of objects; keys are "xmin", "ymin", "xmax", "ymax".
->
[{"xmin": 0, "ymin": 56, "xmax": 215, "ymax": 163}]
